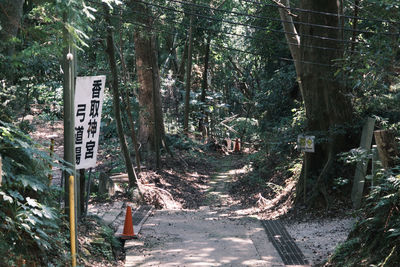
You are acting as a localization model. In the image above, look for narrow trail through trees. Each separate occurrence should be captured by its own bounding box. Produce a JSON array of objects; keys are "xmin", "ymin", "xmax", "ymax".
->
[
  {"xmin": 124, "ymin": 155, "xmax": 286, "ymax": 266},
  {"xmin": 203, "ymin": 155, "xmax": 239, "ymax": 207}
]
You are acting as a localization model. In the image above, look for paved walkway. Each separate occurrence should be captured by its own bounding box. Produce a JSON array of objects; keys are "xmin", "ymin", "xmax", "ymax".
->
[
  {"xmin": 124, "ymin": 157, "xmax": 288, "ymax": 267},
  {"xmin": 125, "ymin": 207, "xmax": 284, "ymax": 266}
]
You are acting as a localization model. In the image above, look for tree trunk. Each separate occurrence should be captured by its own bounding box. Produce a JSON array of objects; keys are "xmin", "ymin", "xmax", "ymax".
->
[
  {"xmin": 228, "ymin": 56, "xmax": 253, "ymax": 100},
  {"xmin": 278, "ymin": 0, "xmax": 354, "ymax": 205},
  {"xmin": 177, "ymin": 40, "xmax": 188, "ymax": 85},
  {"xmin": 0, "ymin": 0, "xmax": 24, "ymax": 57},
  {"xmin": 123, "ymin": 90, "xmax": 142, "ymax": 172},
  {"xmin": 277, "ymin": 0, "xmax": 302, "ymax": 79},
  {"xmin": 175, "ymin": 40, "xmax": 188, "ymax": 119},
  {"xmin": 131, "ymin": 0, "xmax": 165, "ymax": 154},
  {"xmin": 374, "ymin": 130, "xmax": 398, "ymax": 170},
  {"xmin": 165, "ymin": 33, "xmax": 179, "ymax": 74},
  {"xmin": 118, "ymin": 15, "xmax": 142, "ymax": 172},
  {"xmin": 183, "ymin": 14, "xmax": 194, "ymax": 133},
  {"xmin": 198, "ymin": 35, "xmax": 211, "ymax": 136},
  {"xmin": 151, "ymin": 36, "xmax": 161, "ymax": 169},
  {"xmin": 104, "ymin": 4, "xmax": 138, "ymax": 188}
]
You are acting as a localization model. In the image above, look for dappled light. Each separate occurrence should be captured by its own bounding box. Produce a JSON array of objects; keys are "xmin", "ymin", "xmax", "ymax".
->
[
  {"xmin": 125, "ymin": 209, "xmax": 283, "ymax": 266},
  {"xmin": 1, "ymin": 0, "xmax": 399, "ymax": 266}
]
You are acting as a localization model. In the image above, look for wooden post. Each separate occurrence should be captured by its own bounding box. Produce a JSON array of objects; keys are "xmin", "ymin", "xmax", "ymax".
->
[
  {"xmin": 351, "ymin": 117, "xmax": 375, "ymax": 209},
  {"xmin": 371, "ymin": 145, "xmax": 379, "ymax": 186},
  {"xmin": 374, "ymin": 130, "xmax": 398, "ymax": 170}
]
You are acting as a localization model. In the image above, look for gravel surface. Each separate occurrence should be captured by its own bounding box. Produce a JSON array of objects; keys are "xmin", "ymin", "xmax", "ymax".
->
[{"xmin": 285, "ymin": 218, "xmax": 355, "ymax": 266}]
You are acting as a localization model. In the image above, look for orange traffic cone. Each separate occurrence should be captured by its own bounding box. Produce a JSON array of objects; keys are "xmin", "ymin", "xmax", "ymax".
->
[{"xmin": 120, "ymin": 206, "xmax": 137, "ymax": 239}]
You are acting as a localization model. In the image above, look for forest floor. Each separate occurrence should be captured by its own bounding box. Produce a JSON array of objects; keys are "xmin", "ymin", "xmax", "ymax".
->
[{"xmin": 30, "ymin": 118, "xmax": 354, "ymax": 266}]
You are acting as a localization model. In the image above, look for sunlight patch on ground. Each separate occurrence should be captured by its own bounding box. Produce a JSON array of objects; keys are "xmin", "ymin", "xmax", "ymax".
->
[
  {"xmin": 227, "ymin": 164, "xmax": 252, "ymax": 175},
  {"xmin": 221, "ymin": 237, "xmax": 253, "ymax": 245}
]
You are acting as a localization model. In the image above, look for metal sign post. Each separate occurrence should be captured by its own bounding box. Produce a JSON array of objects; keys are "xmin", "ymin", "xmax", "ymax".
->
[
  {"xmin": 297, "ymin": 135, "xmax": 315, "ymax": 202},
  {"xmin": 69, "ymin": 175, "xmax": 77, "ymax": 267},
  {"xmin": 62, "ymin": 10, "xmax": 77, "ymax": 258}
]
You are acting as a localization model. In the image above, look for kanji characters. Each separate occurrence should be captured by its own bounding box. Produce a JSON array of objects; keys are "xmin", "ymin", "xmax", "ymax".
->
[
  {"xmin": 87, "ymin": 119, "xmax": 97, "ymax": 138},
  {"xmin": 76, "ymin": 104, "xmax": 86, "ymax": 122},
  {"xmin": 92, "ymin": 80, "xmax": 102, "ymax": 98},
  {"xmin": 85, "ymin": 141, "xmax": 96, "ymax": 159},
  {"xmin": 75, "ymin": 126, "xmax": 84, "ymax": 144}
]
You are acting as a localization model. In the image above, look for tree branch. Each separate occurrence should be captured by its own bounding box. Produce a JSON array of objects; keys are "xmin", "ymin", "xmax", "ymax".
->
[{"xmin": 271, "ymin": 0, "xmax": 298, "ymax": 18}]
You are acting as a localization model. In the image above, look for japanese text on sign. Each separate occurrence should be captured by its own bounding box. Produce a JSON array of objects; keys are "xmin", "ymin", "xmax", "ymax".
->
[{"xmin": 74, "ymin": 76, "xmax": 106, "ymax": 169}]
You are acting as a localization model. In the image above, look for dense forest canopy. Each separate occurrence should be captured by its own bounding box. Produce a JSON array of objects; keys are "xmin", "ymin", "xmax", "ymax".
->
[{"xmin": 1, "ymin": 0, "xmax": 400, "ymax": 266}]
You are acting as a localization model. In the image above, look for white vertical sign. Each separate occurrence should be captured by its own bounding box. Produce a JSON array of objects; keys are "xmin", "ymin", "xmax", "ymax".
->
[{"xmin": 74, "ymin": 76, "xmax": 106, "ymax": 169}]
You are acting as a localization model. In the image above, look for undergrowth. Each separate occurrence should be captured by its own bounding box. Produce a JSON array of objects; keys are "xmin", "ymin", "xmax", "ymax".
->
[
  {"xmin": 330, "ymin": 168, "xmax": 400, "ymax": 266},
  {"xmin": 0, "ymin": 120, "xmax": 70, "ymax": 266}
]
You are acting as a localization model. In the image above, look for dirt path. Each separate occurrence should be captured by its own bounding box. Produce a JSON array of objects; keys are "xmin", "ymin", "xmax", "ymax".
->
[
  {"xmin": 202, "ymin": 155, "xmax": 239, "ymax": 207},
  {"xmin": 124, "ymin": 155, "xmax": 286, "ymax": 267}
]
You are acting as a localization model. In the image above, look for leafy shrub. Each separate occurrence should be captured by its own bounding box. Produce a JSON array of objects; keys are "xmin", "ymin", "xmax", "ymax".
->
[
  {"xmin": 330, "ymin": 168, "xmax": 400, "ymax": 266},
  {"xmin": 167, "ymin": 134, "xmax": 201, "ymax": 150},
  {"xmin": 0, "ymin": 121, "xmax": 70, "ymax": 266}
]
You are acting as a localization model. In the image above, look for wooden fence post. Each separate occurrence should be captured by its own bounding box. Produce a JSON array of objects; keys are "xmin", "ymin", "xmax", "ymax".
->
[
  {"xmin": 351, "ymin": 117, "xmax": 375, "ymax": 209},
  {"xmin": 374, "ymin": 130, "xmax": 398, "ymax": 170},
  {"xmin": 371, "ymin": 145, "xmax": 379, "ymax": 186}
]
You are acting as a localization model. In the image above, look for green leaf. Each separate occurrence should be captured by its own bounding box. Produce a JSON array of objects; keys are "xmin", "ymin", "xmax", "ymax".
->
[
  {"xmin": 41, "ymin": 205, "xmax": 55, "ymax": 220},
  {"xmin": 21, "ymin": 223, "xmax": 31, "ymax": 231},
  {"xmin": 387, "ymin": 229, "xmax": 400, "ymax": 238},
  {"xmin": 8, "ymin": 190, "xmax": 23, "ymax": 201},
  {"xmin": 31, "ymin": 208, "xmax": 44, "ymax": 218},
  {"xmin": 0, "ymin": 192, "xmax": 13, "ymax": 203},
  {"xmin": 26, "ymin": 197, "xmax": 39, "ymax": 208}
]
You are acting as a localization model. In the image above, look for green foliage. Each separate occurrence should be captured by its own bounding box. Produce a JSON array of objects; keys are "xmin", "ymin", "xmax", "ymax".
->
[
  {"xmin": 84, "ymin": 216, "xmax": 121, "ymax": 261},
  {"xmin": 330, "ymin": 2, "xmax": 400, "ymax": 262},
  {"xmin": 167, "ymin": 133, "xmax": 202, "ymax": 150},
  {"xmin": 330, "ymin": 169, "xmax": 400, "ymax": 266},
  {"xmin": 99, "ymin": 222, "xmax": 122, "ymax": 260},
  {"xmin": 79, "ymin": 216, "xmax": 123, "ymax": 264},
  {"xmin": 0, "ymin": 121, "xmax": 70, "ymax": 266},
  {"xmin": 337, "ymin": 1, "xmax": 400, "ymax": 128}
]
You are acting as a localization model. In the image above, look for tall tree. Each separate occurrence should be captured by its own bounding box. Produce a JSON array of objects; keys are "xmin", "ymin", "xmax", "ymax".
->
[
  {"xmin": 198, "ymin": 35, "xmax": 211, "ymax": 137},
  {"xmin": 0, "ymin": 0, "xmax": 25, "ymax": 57},
  {"xmin": 277, "ymin": 0, "xmax": 354, "ymax": 205},
  {"xmin": 130, "ymin": 0, "xmax": 165, "ymax": 155},
  {"xmin": 183, "ymin": 14, "xmax": 194, "ymax": 133},
  {"xmin": 104, "ymin": 3, "xmax": 138, "ymax": 188}
]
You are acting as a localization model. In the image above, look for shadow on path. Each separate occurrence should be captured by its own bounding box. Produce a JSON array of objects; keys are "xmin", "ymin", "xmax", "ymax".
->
[{"xmin": 124, "ymin": 154, "xmax": 287, "ymax": 266}]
